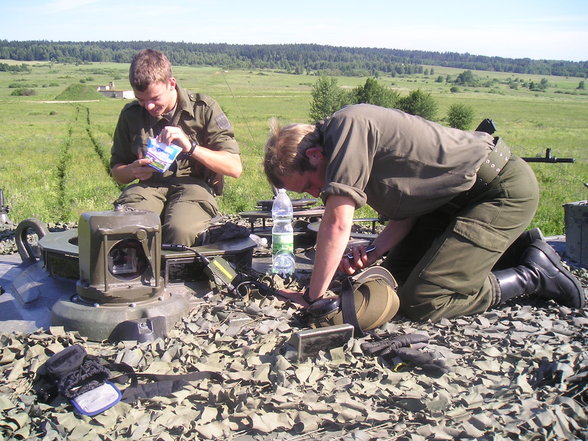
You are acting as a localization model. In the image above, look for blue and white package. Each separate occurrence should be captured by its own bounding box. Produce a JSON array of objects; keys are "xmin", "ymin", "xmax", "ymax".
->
[
  {"xmin": 145, "ymin": 137, "xmax": 183, "ymax": 173},
  {"xmin": 71, "ymin": 382, "xmax": 122, "ymax": 416}
]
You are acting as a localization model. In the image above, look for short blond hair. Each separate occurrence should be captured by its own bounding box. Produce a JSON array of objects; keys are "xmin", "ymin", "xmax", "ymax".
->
[{"xmin": 263, "ymin": 118, "xmax": 321, "ymax": 188}]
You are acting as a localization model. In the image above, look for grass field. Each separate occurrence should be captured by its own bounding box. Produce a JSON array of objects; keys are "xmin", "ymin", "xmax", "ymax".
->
[{"xmin": 0, "ymin": 60, "xmax": 586, "ymax": 236}]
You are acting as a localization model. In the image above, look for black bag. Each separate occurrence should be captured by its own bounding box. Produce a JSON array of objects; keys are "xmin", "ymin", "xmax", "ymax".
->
[
  {"xmin": 36, "ymin": 344, "xmax": 224, "ymax": 408},
  {"xmin": 200, "ymin": 221, "xmax": 249, "ymax": 244},
  {"xmin": 42, "ymin": 345, "xmax": 111, "ymax": 400}
]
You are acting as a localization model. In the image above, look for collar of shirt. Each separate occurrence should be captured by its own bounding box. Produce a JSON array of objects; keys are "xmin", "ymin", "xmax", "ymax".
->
[{"xmin": 147, "ymin": 85, "xmax": 195, "ymax": 128}]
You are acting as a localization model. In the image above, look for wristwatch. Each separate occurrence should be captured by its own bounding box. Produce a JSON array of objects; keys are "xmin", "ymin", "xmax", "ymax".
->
[{"xmin": 187, "ymin": 140, "xmax": 198, "ymax": 156}]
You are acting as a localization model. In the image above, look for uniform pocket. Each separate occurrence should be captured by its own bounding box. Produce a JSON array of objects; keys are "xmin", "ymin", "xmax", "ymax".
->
[
  {"xmin": 418, "ymin": 216, "xmax": 510, "ymax": 296},
  {"xmin": 452, "ymin": 217, "xmax": 510, "ymax": 253}
]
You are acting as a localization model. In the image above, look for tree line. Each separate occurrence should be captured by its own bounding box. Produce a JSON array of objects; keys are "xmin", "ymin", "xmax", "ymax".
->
[
  {"xmin": 1, "ymin": 40, "xmax": 586, "ymax": 78},
  {"xmin": 310, "ymin": 76, "xmax": 474, "ymax": 128}
]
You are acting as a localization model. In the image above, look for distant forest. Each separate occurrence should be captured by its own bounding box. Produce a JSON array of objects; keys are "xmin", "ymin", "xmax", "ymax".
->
[{"xmin": 1, "ymin": 40, "xmax": 586, "ymax": 78}]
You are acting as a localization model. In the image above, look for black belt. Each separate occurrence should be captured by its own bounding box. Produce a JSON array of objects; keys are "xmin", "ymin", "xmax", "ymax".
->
[
  {"xmin": 476, "ymin": 137, "xmax": 511, "ymax": 186},
  {"xmin": 443, "ymin": 137, "xmax": 512, "ymax": 213}
]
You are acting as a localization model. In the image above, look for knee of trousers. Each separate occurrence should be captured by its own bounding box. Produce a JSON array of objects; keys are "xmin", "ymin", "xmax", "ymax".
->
[
  {"xmin": 163, "ymin": 217, "xmax": 212, "ymax": 246},
  {"xmin": 397, "ymin": 279, "xmax": 454, "ymax": 321},
  {"xmin": 398, "ymin": 276, "xmax": 495, "ymax": 322},
  {"xmin": 115, "ymin": 186, "xmax": 165, "ymax": 214},
  {"xmin": 163, "ymin": 195, "xmax": 218, "ymax": 246}
]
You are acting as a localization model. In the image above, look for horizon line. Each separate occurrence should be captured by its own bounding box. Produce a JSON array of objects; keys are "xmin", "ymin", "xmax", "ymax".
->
[{"xmin": 2, "ymin": 39, "xmax": 586, "ymax": 64}]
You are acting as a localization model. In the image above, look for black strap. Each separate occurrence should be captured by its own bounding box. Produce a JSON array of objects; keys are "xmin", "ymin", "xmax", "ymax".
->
[
  {"xmin": 106, "ymin": 362, "xmax": 223, "ymax": 403},
  {"xmin": 187, "ymin": 140, "xmax": 197, "ymax": 156},
  {"xmin": 340, "ymin": 277, "xmax": 364, "ymax": 338},
  {"xmin": 121, "ymin": 371, "xmax": 223, "ymax": 403}
]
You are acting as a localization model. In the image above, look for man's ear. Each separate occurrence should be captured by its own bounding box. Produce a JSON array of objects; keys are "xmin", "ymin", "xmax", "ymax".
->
[
  {"xmin": 168, "ymin": 77, "xmax": 177, "ymax": 90},
  {"xmin": 305, "ymin": 146, "xmax": 324, "ymax": 163}
]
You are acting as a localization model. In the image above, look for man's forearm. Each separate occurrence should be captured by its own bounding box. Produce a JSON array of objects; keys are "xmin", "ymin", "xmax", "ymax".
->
[
  {"xmin": 188, "ymin": 149, "xmax": 242, "ymax": 178},
  {"xmin": 111, "ymin": 164, "xmax": 134, "ymax": 185},
  {"xmin": 111, "ymin": 159, "xmax": 155, "ymax": 184},
  {"xmin": 372, "ymin": 217, "xmax": 417, "ymax": 258},
  {"xmin": 307, "ymin": 196, "xmax": 356, "ymax": 301}
]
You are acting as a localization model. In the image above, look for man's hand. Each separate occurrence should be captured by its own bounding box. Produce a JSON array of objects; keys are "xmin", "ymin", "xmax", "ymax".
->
[
  {"xmin": 158, "ymin": 126, "xmax": 191, "ymax": 152},
  {"xmin": 276, "ymin": 288, "xmax": 311, "ymax": 308},
  {"xmin": 111, "ymin": 153, "xmax": 155, "ymax": 185},
  {"xmin": 156, "ymin": 125, "xmax": 242, "ymax": 178},
  {"xmin": 339, "ymin": 244, "xmax": 376, "ymax": 275},
  {"xmin": 130, "ymin": 157, "xmax": 156, "ymax": 181}
]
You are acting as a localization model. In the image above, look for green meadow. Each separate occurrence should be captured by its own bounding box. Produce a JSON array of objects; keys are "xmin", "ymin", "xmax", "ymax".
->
[{"xmin": 0, "ymin": 60, "xmax": 586, "ymax": 236}]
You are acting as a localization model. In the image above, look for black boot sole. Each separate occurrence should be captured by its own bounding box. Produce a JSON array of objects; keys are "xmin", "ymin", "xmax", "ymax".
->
[{"xmin": 528, "ymin": 239, "xmax": 586, "ymax": 308}]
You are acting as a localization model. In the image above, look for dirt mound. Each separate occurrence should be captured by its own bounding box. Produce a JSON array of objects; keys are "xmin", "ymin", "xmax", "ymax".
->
[{"xmin": 54, "ymin": 84, "xmax": 105, "ymax": 101}]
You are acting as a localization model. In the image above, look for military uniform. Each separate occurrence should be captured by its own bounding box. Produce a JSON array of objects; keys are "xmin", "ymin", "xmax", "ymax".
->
[
  {"xmin": 317, "ymin": 104, "xmax": 539, "ymax": 321},
  {"xmin": 110, "ymin": 86, "xmax": 239, "ymax": 246}
]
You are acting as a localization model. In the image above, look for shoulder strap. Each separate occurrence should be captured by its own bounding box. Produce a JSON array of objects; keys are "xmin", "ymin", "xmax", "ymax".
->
[
  {"xmin": 340, "ymin": 277, "xmax": 364, "ymax": 338},
  {"xmin": 106, "ymin": 362, "xmax": 223, "ymax": 403}
]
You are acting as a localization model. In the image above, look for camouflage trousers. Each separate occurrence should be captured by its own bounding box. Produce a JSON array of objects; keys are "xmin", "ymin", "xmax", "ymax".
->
[{"xmin": 382, "ymin": 155, "xmax": 539, "ymax": 322}]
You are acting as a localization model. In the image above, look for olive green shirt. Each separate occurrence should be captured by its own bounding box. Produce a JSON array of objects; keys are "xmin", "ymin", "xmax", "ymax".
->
[
  {"xmin": 110, "ymin": 86, "xmax": 239, "ymax": 185},
  {"xmin": 317, "ymin": 104, "xmax": 495, "ymax": 219}
]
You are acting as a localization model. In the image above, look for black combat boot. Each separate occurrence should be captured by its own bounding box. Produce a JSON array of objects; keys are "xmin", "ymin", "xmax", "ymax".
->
[
  {"xmin": 493, "ymin": 239, "xmax": 585, "ymax": 308},
  {"xmin": 493, "ymin": 227, "xmax": 544, "ymax": 270}
]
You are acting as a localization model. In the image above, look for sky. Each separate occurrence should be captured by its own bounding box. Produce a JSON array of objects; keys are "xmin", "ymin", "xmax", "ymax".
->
[{"xmin": 2, "ymin": 0, "xmax": 587, "ymax": 62}]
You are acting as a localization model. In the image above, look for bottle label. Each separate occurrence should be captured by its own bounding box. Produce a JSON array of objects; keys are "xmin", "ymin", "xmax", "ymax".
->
[{"xmin": 272, "ymin": 232, "xmax": 293, "ymax": 254}]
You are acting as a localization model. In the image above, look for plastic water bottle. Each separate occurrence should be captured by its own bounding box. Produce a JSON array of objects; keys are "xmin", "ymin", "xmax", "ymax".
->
[{"xmin": 271, "ymin": 189, "xmax": 295, "ymax": 276}]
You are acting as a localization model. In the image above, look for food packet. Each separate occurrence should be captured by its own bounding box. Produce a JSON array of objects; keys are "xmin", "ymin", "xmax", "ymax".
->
[{"xmin": 145, "ymin": 137, "xmax": 183, "ymax": 173}]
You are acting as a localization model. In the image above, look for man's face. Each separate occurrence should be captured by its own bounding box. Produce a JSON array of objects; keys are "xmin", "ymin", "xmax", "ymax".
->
[
  {"xmin": 279, "ymin": 148, "xmax": 327, "ymax": 198},
  {"xmin": 133, "ymin": 78, "xmax": 177, "ymax": 117},
  {"xmin": 280, "ymin": 169, "xmax": 325, "ymax": 198}
]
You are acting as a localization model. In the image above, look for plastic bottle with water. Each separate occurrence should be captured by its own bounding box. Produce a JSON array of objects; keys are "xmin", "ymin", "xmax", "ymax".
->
[{"xmin": 271, "ymin": 189, "xmax": 295, "ymax": 276}]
